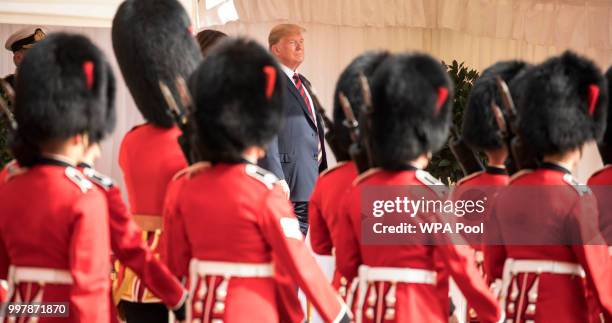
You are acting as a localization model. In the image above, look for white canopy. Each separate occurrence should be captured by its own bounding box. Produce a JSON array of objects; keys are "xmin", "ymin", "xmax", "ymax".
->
[{"xmin": 0, "ymin": 0, "xmax": 199, "ymax": 27}]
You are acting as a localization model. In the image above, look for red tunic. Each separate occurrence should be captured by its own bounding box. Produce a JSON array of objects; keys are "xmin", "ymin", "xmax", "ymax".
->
[
  {"xmin": 452, "ymin": 167, "xmax": 509, "ymax": 322},
  {"xmin": 308, "ymin": 161, "xmax": 359, "ymax": 297},
  {"xmin": 0, "ymin": 161, "xmax": 187, "ymax": 311},
  {"xmin": 485, "ymin": 163, "xmax": 612, "ymax": 322},
  {"xmin": 0, "ymin": 161, "xmax": 111, "ymax": 322},
  {"xmin": 80, "ymin": 166, "xmax": 187, "ymax": 309},
  {"xmin": 0, "ymin": 162, "xmax": 9, "ymax": 183},
  {"xmin": 335, "ymin": 168, "xmax": 501, "ymax": 323},
  {"xmin": 452, "ymin": 166, "xmax": 509, "ymax": 256},
  {"xmin": 453, "ymin": 166, "xmax": 510, "ymax": 243},
  {"xmin": 587, "ymin": 164, "xmax": 612, "ymax": 243},
  {"xmin": 163, "ymin": 162, "xmax": 348, "ymax": 323},
  {"xmin": 0, "ymin": 162, "xmax": 11, "ymax": 302},
  {"xmin": 117, "ymin": 123, "xmax": 187, "ymax": 303},
  {"xmin": 119, "ymin": 124, "xmax": 187, "ymax": 216},
  {"xmin": 455, "ymin": 167, "xmax": 509, "ymax": 188}
]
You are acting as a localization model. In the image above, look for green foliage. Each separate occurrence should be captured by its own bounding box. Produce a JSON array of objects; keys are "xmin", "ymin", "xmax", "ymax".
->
[
  {"xmin": 0, "ymin": 87, "xmax": 13, "ymax": 168},
  {"xmin": 0, "ymin": 120, "xmax": 10, "ymax": 168},
  {"xmin": 426, "ymin": 60, "xmax": 479, "ymax": 185}
]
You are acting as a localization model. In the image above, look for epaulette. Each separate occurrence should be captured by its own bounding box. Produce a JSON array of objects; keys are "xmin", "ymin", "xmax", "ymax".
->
[
  {"xmin": 455, "ymin": 171, "xmax": 485, "ymax": 187},
  {"xmin": 415, "ymin": 169, "xmax": 448, "ymax": 198},
  {"xmin": 81, "ymin": 167, "xmax": 114, "ymax": 191},
  {"xmin": 172, "ymin": 162, "xmax": 211, "ymax": 181},
  {"xmin": 589, "ymin": 164, "xmax": 612, "ymax": 179},
  {"xmin": 563, "ymin": 174, "xmax": 591, "ymax": 196},
  {"xmin": 6, "ymin": 160, "xmax": 19, "ymax": 175},
  {"xmin": 352, "ymin": 168, "xmax": 382, "ymax": 186},
  {"xmin": 245, "ymin": 164, "xmax": 279, "ymax": 190},
  {"xmin": 5, "ymin": 160, "xmax": 26, "ymax": 182},
  {"xmin": 65, "ymin": 166, "xmax": 93, "ymax": 193},
  {"xmin": 509, "ymin": 169, "xmax": 533, "ymax": 184},
  {"xmin": 319, "ymin": 161, "xmax": 348, "ymax": 178}
]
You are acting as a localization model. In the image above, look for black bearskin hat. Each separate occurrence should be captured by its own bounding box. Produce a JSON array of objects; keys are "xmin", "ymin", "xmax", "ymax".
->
[
  {"xmin": 189, "ymin": 38, "xmax": 284, "ymax": 163},
  {"xmin": 517, "ymin": 51, "xmax": 608, "ymax": 155},
  {"xmin": 12, "ymin": 33, "xmax": 116, "ymax": 166},
  {"xmin": 462, "ymin": 60, "xmax": 528, "ymax": 151},
  {"xmin": 112, "ymin": 0, "xmax": 202, "ymax": 128},
  {"xmin": 508, "ymin": 66, "xmax": 533, "ymax": 114},
  {"xmin": 332, "ymin": 50, "xmax": 391, "ymax": 162},
  {"xmin": 603, "ymin": 66, "xmax": 612, "ymax": 145},
  {"xmin": 196, "ymin": 29, "xmax": 227, "ymax": 56},
  {"xmin": 369, "ymin": 53, "xmax": 454, "ymax": 169}
]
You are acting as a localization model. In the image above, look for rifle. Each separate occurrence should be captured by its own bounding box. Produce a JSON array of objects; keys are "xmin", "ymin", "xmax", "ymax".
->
[
  {"xmin": 337, "ymin": 91, "xmax": 369, "ymax": 173},
  {"xmin": 448, "ymin": 125, "xmax": 484, "ymax": 176},
  {"xmin": 495, "ymin": 76, "xmax": 538, "ymax": 171},
  {"xmin": 333, "ymin": 74, "xmax": 375, "ymax": 174},
  {"xmin": 0, "ymin": 78, "xmax": 17, "ymax": 130},
  {"xmin": 358, "ymin": 74, "xmax": 376, "ymax": 169},
  {"xmin": 158, "ymin": 77, "xmax": 197, "ymax": 164}
]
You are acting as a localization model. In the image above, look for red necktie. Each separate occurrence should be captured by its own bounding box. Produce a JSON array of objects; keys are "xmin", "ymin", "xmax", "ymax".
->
[
  {"xmin": 293, "ymin": 73, "xmax": 322, "ymax": 163},
  {"xmin": 293, "ymin": 73, "xmax": 315, "ymax": 124}
]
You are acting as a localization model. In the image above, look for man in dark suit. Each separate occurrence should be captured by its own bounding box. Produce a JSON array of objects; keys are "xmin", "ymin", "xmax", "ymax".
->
[{"xmin": 260, "ymin": 23, "xmax": 327, "ymax": 235}]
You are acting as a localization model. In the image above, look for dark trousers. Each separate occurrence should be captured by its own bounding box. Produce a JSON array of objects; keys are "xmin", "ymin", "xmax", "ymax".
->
[
  {"xmin": 292, "ymin": 201, "xmax": 309, "ymax": 236},
  {"xmin": 119, "ymin": 300, "xmax": 168, "ymax": 323}
]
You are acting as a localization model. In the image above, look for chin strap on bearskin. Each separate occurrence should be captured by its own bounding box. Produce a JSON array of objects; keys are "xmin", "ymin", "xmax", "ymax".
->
[
  {"xmin": 337, "ymin": 73, "xmax": 375, "ymax": 174},
  {"xmin": 449, "ymin": 125, "xmax": 484, "ymax": 176},
  {"xmin": 495, "ymin": 76, "xmax": 539, "ymax": 172}
]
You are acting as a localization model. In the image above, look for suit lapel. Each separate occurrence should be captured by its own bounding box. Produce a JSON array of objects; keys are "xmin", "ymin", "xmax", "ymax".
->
[{"xmin": 284, "ymin": 74, "xmax": 316, "ymax": 129}]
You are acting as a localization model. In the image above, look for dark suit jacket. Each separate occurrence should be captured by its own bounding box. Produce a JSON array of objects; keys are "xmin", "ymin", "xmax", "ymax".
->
[{"xmin": 259, "ymin": 74, "xmax": 327, "ymax": 202}]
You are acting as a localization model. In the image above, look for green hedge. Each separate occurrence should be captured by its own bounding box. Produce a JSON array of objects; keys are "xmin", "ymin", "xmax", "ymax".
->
[
  {"xmin": 0, "ymin": 88, "xmax": 13, "ymax": 168},
  {"xmin": 426, "ymin": 60, "xmax": 479, "ymax": 185}
]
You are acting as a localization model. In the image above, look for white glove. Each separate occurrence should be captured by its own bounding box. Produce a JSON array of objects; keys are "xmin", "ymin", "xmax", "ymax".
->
[{"xmin": 278, "ymin": 179, "xmax": 290, "ymax": 200}]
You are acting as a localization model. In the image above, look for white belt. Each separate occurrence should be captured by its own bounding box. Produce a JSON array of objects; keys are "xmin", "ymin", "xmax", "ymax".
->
[
  {"xmin": 9, "ymin": 266, "xmax": 73, "ymax": 284},
  {"xmin": 189, "ymin": 259, "xmax": 274, "ymax": 278},
  {"xmin": 356, "ymin": 265, "xmax": 436, "ymax": 323},
  {"xmin": 505, "ymin": 259, "xmax": 585, "ymax": 277},
  {"xmin": 499, "ymin": 259, "xmax": 584, "ymax": 316},
  {"xmin": 7, "ymin": 266, "xmax": 73, "ymax": 303},
  {"xmin": 187, "ymin": 260, "xmax": 274, "ymax": 322},
  {"xmin": 358, "ymin": 265, "xmax": 437, "ymax": 284}
]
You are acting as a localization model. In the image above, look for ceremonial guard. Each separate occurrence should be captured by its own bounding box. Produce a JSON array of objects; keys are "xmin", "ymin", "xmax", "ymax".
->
[
  {"xmin": 0, "ymin": 127, "xmax": 188, "ymax": 321},
  {"xmin": 452, "ymin": 60, "xmax": 528, "ymax": 322},
  {"xmin": 163, "ymin": 38, "xmax": 349, "ymax": 323},
  {"xmin": 112, "ymin": 0, "xmax": 201, "ymax": 321},
  {"xmin": 79, "ymin": 146, "xmax": 188, "ymax": 321},
  {"xmin": 456, "ymin": 60, "xmax": 528, "ymax": 189},
  {"xmin": 334, "ymin": 53, "xmax": 501, "ymax": 323},
  {"xmin": 485, "ymin": 51, "xmax": 612, "ymax": 322},
  {"xmin": 0, "ymin": 33, "xmax": 116, "ymax": 322},
  {"xmin": 309, "ymin": 51, "xmax": 390, "ymax": 302},
  {"xmin": 588, "ymin": 66, "xmax": 612, "ymax": 244}
]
